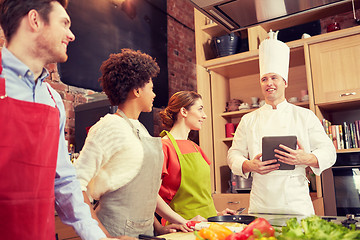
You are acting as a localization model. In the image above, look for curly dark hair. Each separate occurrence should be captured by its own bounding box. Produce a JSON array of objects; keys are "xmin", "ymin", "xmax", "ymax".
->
[
  {"xmin": 99, "ymin": 49, "xmax": 160, "ymax": 106},
  {"xmin": 0, "ymin": 0, "xmax": 68, "ymax": 42},
  {"xmin": 159, "ymin": 91, "xmax": 202, "ymax": 129}
]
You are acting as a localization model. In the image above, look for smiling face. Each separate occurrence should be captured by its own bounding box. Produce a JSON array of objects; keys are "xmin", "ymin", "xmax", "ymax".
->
[
  {"xmin": 183, "ymin": 98, "xmax": 207, "ymax": 131},
  {"xmin": 36, "ymin": 2, "xmax": 75, "ymax": 63},
  {"xmin": 260, "ymin": 72, "xmax": 287, "ymax": 107}
]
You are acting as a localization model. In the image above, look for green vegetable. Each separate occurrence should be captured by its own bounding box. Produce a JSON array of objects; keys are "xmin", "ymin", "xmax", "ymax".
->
[{"xmin": 278, "ymin": 215, "xmax": 360, "ymax": 240}]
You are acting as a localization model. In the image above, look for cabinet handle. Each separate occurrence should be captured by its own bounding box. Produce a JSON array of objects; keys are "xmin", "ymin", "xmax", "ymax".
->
[
  {"xmin": 340, "ymin": 92, "xmax": 356, "ymax": 97},
  {"xmin": 228, "ymin": 201, "xmax": 240, "ymax": 204}
]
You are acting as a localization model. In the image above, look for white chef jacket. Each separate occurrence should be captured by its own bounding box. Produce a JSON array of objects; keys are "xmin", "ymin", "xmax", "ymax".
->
[{"xmin": 227, "ymin": 100, "xmax": 336, "ymax": 215}]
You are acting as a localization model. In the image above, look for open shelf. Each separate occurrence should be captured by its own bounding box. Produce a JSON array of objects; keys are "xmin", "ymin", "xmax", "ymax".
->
[
  {"xmin": 221, "ymin": 101, "xmax": 309, "ymax": 119},
  {"xmin": 201, "ymin": 22, "xmax": 228, "ymax": 37},
  {"xmin": 337, "ymin": 148, "xmax": 360, "ymax": 153},
  {"xmin": 204, "ymin": 44, "xmax": 306, "ymax": 79},
  {"xmin": 317, "ymin": 99, "xmax": 360, "ymax": 112},
  {"xmin": 203, "ymin": 25, "xmax": 360, "ymax": 79},
  {"xmin": 221, "ymin": 108, "xmax": 253, "ymax": 118},
  {"xmin": 222, "ymin": 137, "xmax": 233, "ymax": 142}
]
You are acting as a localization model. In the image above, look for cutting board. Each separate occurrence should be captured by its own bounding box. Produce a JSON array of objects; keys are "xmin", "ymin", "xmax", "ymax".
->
[{"xmin": 159, "ymin": 232, "xmax": 196, "ymax": 240}]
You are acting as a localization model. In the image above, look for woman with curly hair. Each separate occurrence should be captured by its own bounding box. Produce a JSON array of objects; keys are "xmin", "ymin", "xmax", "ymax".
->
[
  {"xmin": 74, "ymin": 49, "xmax": 189, "ymax": 238},
  {"xmin": 159, "ymin": 91, "xmax": 236, "ymax": 222}
]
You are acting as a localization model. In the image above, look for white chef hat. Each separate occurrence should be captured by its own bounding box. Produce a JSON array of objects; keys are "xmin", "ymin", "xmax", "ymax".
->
[{"xmin": 259, "ymin": 30, "xmax": 290, "ymax": 83}]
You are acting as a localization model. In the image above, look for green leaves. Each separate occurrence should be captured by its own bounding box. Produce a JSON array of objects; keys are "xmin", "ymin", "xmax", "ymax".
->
[{"xmin": 278, "ymin": 216, "xmax": 360, "ymax": 240}]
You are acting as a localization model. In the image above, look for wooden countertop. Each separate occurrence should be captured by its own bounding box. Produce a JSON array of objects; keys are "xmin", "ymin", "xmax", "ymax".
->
[
  {"xmin": 159, "ymin": 232, "xmax": 195, "ymax": 240},
  {"xmin": 158, "ymin": 214, "xmax": 305, "ymax": 239}
]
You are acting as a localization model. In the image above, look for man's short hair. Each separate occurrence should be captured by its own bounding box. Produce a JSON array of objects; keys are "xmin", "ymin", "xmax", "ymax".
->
[{"xmin": 0, "ymin": 0, "xmax": 68, "ymax": 42}]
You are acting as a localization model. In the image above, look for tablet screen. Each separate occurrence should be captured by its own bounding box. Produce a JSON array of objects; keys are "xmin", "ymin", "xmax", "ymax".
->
[{"xmin": 262, "ymin": 136, "xmax": 297, "ymax": 170}]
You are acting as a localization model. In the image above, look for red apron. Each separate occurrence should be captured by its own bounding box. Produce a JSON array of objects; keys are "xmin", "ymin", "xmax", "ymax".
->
[{"xmin": 0, "ymin": 53, "xmax": 59, "ymax": 239}]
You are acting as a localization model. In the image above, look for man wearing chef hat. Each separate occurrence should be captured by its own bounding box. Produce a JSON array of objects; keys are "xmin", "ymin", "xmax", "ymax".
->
[{"xmin": 227, "ymin": 31, "xmax": 336, "ymax": 215}]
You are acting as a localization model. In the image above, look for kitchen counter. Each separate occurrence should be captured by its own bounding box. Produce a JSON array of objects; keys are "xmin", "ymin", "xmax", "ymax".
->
[
  {"xmin": 159, "ymin": 214, "xmax": 360, "ymax": 239},
  {"xmin": 159, "ymin": 232, "xmax": 196, "ymax": 240},
  {"xmin": 248, "ymin": 213, "xmax": 307, "ymax": 227},
  {"xmin": 158, "ymin": 214, "xmax": 298, "ymax": 240}
]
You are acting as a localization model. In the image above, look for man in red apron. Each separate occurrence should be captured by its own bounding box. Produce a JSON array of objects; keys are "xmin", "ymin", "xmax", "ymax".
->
[{"xmin": 0, "ymin": 1, "xmax": 130, "ymax": 239}]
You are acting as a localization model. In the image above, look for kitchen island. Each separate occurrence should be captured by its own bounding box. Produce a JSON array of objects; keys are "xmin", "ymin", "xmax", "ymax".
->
[
  {"xmin": 158, "ymin": 214, "xmax": 299, "ymax": 240},
  {"xmin": 159, "ymin": 214, "xmax": 360, "ymax": 240}
]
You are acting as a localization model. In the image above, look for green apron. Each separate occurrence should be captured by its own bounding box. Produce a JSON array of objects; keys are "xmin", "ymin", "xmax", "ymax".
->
[{"xmin": 162, "ymin": 131, "xmax": 217, "ymax": 220}]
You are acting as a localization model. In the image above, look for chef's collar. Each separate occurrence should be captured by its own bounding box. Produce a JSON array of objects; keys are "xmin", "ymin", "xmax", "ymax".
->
[{"xmin": 262, "ymin": 99, "xmax": 289, "ymax": 110}]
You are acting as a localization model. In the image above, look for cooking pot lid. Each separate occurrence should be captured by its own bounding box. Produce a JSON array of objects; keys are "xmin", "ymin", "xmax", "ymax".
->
[{"xmin": 207, "ymin": 215, "xmax": 256, "ymax": 224}]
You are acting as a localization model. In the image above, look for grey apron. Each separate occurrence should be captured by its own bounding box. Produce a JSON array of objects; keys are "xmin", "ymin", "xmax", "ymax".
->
[{"xmin": 96, "ymin": 110, "xmax": 163, "ymax": 237}]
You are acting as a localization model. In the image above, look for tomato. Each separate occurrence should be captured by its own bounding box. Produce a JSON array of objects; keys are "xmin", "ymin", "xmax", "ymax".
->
[
  {"xmin": 242, "ymin": 218, "xmax": 275, "ymax": 239},
  {"xmin": 225, "ymin": 232, "xmax": 249, "ymax": 240}
]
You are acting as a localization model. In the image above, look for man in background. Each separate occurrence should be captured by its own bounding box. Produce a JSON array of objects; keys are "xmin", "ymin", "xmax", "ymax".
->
[
  {"xmin": 227, "ymin": 30, "xmax": 336, "ymax": 216},
  {"xmin": 0, "ymin": 0, "xmax": 134, "ymax": 239}
]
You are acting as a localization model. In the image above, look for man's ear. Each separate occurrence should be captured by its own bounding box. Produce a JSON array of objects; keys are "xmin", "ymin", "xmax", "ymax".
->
[{"xmin": 28, "ymin": 10, "xmax": 43, "ymax": 30}]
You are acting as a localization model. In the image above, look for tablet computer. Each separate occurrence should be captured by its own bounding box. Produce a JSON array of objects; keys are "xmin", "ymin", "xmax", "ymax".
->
[{"xmin": 262, "ymin": 136, "xmax": 297, "ymax": 170}]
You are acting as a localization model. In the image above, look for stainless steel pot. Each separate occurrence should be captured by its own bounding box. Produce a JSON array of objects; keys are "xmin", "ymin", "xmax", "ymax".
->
[{"xmin": 230, "ymin": 172, "xmax": 252, "ymax": 193}]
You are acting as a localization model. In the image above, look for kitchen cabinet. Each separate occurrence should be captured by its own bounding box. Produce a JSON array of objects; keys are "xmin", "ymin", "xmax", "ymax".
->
[
  {"xmin": 194, "ymin": 8, "xmax": 360, "ymax": 215},
  {"xmin": 213, "ymin": 193, "xmax": 250, "ymax": 214},
  {"xmin": 310, "ymin": 192, "xmax": 325, "ymax": 216},
  {"xmin": 308, "ymin": 35, "xmax": 360, "ymax": 216},
  {"xmin": 310, "ymin": 34, "xmax": 360, "ymax": 106},
  {"xmin": 307, "ymin": 32, "xmax": 360, "ymax": 155},
  {"xmin": 213, "ymin": 193, "xmax": 324, "ymax": 216}
]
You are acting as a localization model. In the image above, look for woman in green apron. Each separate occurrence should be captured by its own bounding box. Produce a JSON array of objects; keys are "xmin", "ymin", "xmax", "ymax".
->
[{"xmin": 159, "ymin": 91, "xmax": 236, "ymax": 222}]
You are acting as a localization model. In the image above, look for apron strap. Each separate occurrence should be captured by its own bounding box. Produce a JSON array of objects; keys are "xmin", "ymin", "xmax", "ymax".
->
[
  {"xmin": 190, "ymin": 142, "xmax": 200, "ymax": 153},
  {"xmin": 0, "ymin": 51, "xmax": 6, "ymax": 99},
  {"xmin": 0, "ymin": 50, "xmax": 3, "ymax": 74},
  {"xmin": 161, "ymin": 130, "xmax": 189, "ymax": 162},
  {"xmin": 161, "ymin": 130, "xmax": 199, "ymax": 153},
  {"xmin": 116, "ymin": 109, "xmax": 140, "ymax": 139},
  {"xmin": 45, "ymin": 83, "xmax": 58, "ymax": 108},
  {"xmin": 0, "ymin": 78, "xmax": 5, "ymax": 99}
]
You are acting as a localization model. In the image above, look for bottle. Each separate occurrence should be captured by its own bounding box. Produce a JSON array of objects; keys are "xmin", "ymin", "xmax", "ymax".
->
[{"xmin": 69, "ymin": 144, "xmax": 75, "ymax": 163}]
